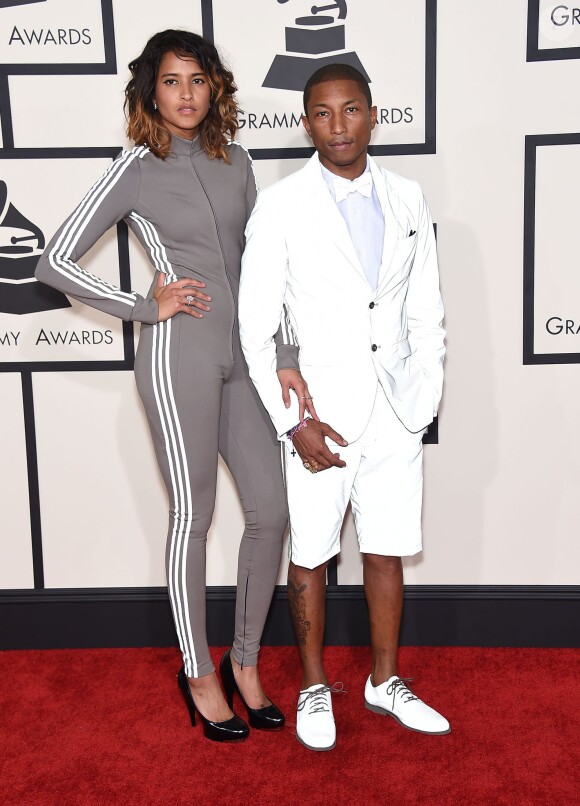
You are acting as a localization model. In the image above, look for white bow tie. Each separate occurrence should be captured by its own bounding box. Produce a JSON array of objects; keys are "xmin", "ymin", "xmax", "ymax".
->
[{"xmin": 333, "ymin": 172, "xmax": 373, "ymax": 203}]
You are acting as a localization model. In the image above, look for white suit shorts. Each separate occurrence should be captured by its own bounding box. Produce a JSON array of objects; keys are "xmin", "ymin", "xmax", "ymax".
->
[{"xmin": 283, "ymin": 389, "xmax": 425, "ymax": 569}]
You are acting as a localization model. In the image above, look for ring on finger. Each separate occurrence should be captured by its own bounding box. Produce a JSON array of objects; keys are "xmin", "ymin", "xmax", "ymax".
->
[{"xmin": 186, "ymin": 294, "xmax": 194, "ymax": 305}]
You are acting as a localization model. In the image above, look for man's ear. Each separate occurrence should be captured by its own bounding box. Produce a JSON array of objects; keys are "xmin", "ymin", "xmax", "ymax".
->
[
  {"xmin": 370, "ymin": 105, "xmax": 378, "ymax": 130},
  {"xmin": 302, "ymin": 114, "xmax": 312, "ymax": 139}
]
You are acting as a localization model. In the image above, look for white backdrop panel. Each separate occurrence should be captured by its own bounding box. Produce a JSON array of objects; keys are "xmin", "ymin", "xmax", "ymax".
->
[
  {"xmin": 214, "ymin": 0, "xmax": 426, "ymax": 152},
  {"xmin": 0, "ymin": 157, "xmax": 126, "ymax": 365},
  {"xmin": 0, "ymin": 0, "xmax": 106, "ymax": 65},
  {"xmin": 9, "ymin": 0, "xmax": 203, "ymax": 149},
  {"xmin": 534, "ymin": 143, "xmax": 580, "ymax": 354},
  {"xmin": 0, "ymin": 373, "xmax": 33, "ymax": 588},
  {"xmin": 537, "ymin": 1, "xmax": 580, "ymax": 49},
  {"xmin": 34, "ymin": 370, "xmax": 168, "ymax": 588}
]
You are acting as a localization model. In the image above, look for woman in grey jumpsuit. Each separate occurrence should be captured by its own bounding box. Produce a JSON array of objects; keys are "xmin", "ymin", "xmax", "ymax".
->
[{"xmin": 36, "ymin": 30, "xmax": 309, "ymax": 742}]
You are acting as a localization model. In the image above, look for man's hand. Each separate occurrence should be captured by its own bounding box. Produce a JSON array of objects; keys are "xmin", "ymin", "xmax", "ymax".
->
[
  {"xmin": 277, "ymin": 369, "xmax": 319, "ymax": 422},
  {"xmin": 291, "ymin": 419, "xmax": 348, "ymax": 472}
]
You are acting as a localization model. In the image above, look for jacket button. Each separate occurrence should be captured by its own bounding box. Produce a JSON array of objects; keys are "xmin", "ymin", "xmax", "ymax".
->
[
  {"xmin": 369, "ymin": 301, "xmax": 375, "ymax": 309},
  {"xmin": 371, "ymin": 344, "xmax": 378, "ymax": 352}
]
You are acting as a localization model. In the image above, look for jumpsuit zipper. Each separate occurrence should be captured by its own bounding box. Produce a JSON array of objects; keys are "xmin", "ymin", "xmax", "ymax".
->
[
  {"xmin": 190, "ymin": 154, "xmax": 236, "ymax": 364},
  {"xmin": 191, "ymin": 149, "xmax": 250, "ymax": 664}
]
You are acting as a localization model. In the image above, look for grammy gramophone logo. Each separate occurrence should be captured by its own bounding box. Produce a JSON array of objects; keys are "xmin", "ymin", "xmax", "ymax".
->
[
  {"xmin": 0, "ymin": 180, "xmax": 70, "ymax": 315},
  {"xmin": 264, "ymin": 0, "xmax": 370, "ymax": 91}
]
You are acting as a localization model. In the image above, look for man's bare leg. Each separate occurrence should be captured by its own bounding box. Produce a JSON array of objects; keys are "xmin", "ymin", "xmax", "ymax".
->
[
  {"xmin": 287, "ymin": 559, "xmax": 330, "ymax": 688},
  {"xmin": 363, "ymin": 553, "xmax": 403, "ymax": 686},
  {"xmin": 363, "ymin": 552, "xmax": 451, "ymax": 734}
]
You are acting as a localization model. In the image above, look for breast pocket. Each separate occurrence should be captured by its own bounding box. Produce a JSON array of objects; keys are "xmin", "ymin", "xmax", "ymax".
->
[
  {"xmin": 387, "ymin": 233, "xmax": 417, "ymax": 282},
  {"xmin": 395, "ymin": 232, "xmax": 417, "ymax": 257}
]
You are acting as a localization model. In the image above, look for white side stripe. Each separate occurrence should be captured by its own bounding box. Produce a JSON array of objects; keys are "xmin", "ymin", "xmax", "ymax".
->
[
  {"xmin": 150, "ymin": 323, "xmax": 188, "ymax": 667},
  {"xmin": 129, "ymin": 212, "xmax": 173, "ymax": 278},
  {"xmin": 229, "ymin": 139, "xmax": 259, "ymax": 194},
  {"xmin": 151, "ymin": 309, "xmax": 197, "ymax": 676},
  {"xmin": 282, "ymin": 304, "xmax": 298, "ymax": 346},
  {"xmin": 48, "ymin": 146, "xmax": 148, "ymax": 305}
]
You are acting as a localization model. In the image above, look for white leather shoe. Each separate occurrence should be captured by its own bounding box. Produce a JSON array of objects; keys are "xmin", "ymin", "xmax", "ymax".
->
[
  {"xmin": 296, "ymin": 684, "xmax": 336, "ymax": 751},
  {"xmin": 364, "ymin": 675, "xmax": 451, "ymax": 735}
]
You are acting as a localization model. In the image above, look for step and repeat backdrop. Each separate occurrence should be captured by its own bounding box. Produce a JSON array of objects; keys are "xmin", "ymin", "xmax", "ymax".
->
[{"xmin": 1, "ymin": 0, "xmax": 579, "ymax": 594}]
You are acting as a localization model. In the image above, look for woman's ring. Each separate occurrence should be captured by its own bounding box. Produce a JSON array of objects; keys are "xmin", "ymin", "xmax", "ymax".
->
[{"xmin": 186, "ymin": 295, "xmax": 194, "ymax": 305}]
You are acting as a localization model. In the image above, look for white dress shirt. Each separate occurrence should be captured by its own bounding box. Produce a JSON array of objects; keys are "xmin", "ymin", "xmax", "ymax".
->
[{"xmin": 321, "ymin": 159, "xmax": 385, "ymax": 290}]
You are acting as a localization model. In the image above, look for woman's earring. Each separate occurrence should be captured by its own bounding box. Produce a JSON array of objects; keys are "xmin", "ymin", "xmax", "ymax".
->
[{"xmin": 152, "ymin": 100, "xmax": 157, "ymax": 110}]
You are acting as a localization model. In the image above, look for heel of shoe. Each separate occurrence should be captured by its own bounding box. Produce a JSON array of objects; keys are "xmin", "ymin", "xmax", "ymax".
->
[
  {"xmin": 177, "ymin": 666, "xmax": 197, "ymax": 727},
  {"xmin": 219, "ymin": 650, "xmax": 236, "ymax": 709},
  {"xmin": 177, "ymin": 665, "xmax": 249, "ymax": 742}
]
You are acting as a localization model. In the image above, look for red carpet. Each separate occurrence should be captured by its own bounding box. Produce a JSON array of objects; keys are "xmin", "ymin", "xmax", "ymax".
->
[{"xmin": 1, "ymin": 646, "xmax": 578, "ymax": 805}]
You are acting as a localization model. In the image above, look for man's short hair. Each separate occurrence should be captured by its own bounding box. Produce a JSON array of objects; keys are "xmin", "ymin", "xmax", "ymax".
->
[{"xmin": 303, "ymin": 63, "xmax": 372, "ymax": 115}]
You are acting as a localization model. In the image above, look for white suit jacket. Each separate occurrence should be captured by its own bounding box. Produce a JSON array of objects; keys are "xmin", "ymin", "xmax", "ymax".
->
[{"xmin": 239, "ymin": 153, "xmax": 445, "ymax": 443}]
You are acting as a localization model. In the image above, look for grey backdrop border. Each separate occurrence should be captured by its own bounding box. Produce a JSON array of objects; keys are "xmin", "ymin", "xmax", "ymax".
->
[
  {"xmin": 0, "ymin": 73, "xmax": 14, "ymax": 147},
  {"xmin": 201, "ymin": 0, "xmax": 437, "ymax": 160},
  {"xmin": 527, "ymin": 0, "xmax": 580, "ymax": 61},
  {"xmin": 21, "ymin": 371, "xmax": 43, "ymax": 588},
  {"xmin": 523, "ymin": 133, "xmax": 580, "ymax": 364},
  {"xmin": 0, "ymin": 0, "xmax": 117, "ymax": 75},
  {"xmin": 0, "ymin": 1, "xmax": 48, "ymax": 9}
]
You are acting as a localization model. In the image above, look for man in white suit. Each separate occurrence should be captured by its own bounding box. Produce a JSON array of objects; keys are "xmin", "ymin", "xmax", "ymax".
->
[{"xmin": 239, "ymin": 64, "xmax": 450, "ymax": 750}]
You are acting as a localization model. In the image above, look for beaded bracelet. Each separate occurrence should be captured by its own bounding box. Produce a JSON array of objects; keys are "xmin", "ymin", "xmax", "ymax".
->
[{"xmin": 287, "ymin": 419, "xmax": 309, "ymax": 440}]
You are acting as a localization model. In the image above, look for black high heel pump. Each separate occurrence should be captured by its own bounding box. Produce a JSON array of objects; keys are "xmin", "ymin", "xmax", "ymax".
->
[
  {"xmin": 177, "ymin": 666, "xmax": 249, "ymax": 742},
  {"xmin": 219, "ymin": 650, "xmax": 285, "ymax": 731}
]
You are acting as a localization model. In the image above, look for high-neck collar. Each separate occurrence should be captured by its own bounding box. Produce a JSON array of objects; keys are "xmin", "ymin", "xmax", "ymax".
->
[{"xmin": 169, "ymin": 134, "xmax": 202, "ymax": 157}]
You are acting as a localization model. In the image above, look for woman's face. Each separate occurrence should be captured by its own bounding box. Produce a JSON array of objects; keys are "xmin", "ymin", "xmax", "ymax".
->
[{"xmin": 153, "ymin": 51, "xmax": 211, "ymax": 140}]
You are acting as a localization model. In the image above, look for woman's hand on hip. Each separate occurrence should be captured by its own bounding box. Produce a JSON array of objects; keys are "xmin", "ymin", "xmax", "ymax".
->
[{"xmin": 153, "ymin": 273, "xmax": 211, "ymax": 322}]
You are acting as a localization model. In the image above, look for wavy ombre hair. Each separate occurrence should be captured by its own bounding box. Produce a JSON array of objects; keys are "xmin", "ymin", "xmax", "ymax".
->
[{"xmin": 125, "ymin": 29, "xmax": 239, "ymax": 162}]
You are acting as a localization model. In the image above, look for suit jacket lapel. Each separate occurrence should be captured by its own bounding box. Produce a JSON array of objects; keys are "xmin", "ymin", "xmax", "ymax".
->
[
  {"xmin": 303, "ymin": 155, "xmax": 370, "ymax": 285},
  {"xmin": 370, "ymin": 159, "xmax": 404, "ymax": 293}
]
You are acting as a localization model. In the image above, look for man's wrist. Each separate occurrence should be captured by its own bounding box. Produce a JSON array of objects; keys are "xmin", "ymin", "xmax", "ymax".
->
[{"xmin": 287, "ymin": 419, "xmax": 309, "ymax": 440}]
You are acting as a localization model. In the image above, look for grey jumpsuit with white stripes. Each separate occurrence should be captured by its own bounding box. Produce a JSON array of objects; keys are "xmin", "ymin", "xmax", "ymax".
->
[{"xmin": 36, "ymin": 135, "xmax": 295, "ymax": 677}]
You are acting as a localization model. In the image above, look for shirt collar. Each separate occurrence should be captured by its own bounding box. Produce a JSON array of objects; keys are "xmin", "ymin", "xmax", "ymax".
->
[{"xmin": 320, "ymin": 158, "xmax": 372, "ymax": 200}]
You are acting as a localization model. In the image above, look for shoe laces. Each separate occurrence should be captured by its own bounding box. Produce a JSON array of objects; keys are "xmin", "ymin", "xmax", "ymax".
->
[
  {"xmin": 386, "ymin": 677, "xmax": 419, "ymax": 707},
  {"xmin": 298, "ymin": 683, "xmax": 346, "ymax": 715}
]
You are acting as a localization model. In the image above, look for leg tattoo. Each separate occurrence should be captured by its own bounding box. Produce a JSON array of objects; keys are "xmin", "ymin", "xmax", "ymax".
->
[{"xmin": 288, "ymin": 577, "xmax": 311, "ymax": 647}]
